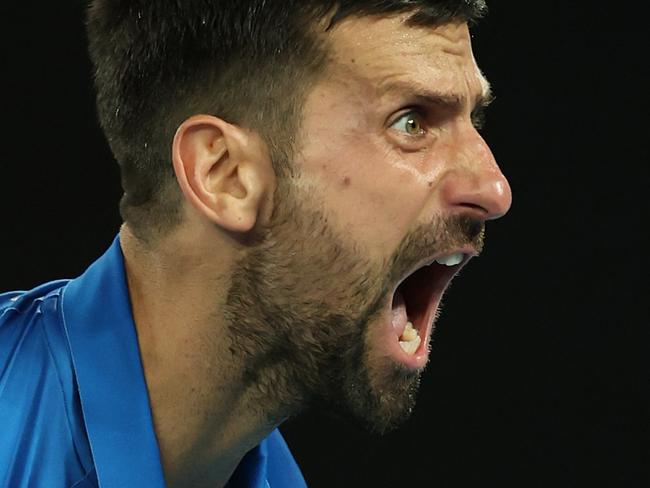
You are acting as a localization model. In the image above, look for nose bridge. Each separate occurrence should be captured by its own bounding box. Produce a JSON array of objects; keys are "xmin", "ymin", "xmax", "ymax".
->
[{"xmin": 438, "ymin": 128, "xmax": 512, "ymax": 221}]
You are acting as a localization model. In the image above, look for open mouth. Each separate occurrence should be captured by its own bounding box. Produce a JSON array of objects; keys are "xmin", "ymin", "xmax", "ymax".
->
[{"xmin": 388, "ymin": 251, "xmax": 472, "ymax": 368}]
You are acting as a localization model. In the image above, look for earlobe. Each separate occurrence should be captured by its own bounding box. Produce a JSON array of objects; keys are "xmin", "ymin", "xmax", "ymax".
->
[{"xmin": 172, "ymin": 115, "xmax": 272, "ymax": 234}]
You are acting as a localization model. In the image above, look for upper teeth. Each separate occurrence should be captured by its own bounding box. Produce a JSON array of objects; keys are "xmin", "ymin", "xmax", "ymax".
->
[{"xmin": 434, "ymin": 253, "xmax": 464, "ymax": 267}]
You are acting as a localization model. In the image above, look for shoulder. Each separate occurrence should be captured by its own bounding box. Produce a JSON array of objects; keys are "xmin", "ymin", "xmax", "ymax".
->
[
  {"xmin": 0, "ymin": 280, "xmax": 69, "ymax": 364},
  {"xmin": 0, "ymin": 280, "xmax": 95, "ymax": 487},
  {"xmin": 0, "ymin": 280, "xmax": 68, "ymax": 320}
]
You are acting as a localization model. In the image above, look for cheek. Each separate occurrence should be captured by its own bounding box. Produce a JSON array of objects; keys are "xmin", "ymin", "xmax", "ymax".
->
[{"xmin": 302, "ymin": 137, "xmax": 433, "ymax": 258}]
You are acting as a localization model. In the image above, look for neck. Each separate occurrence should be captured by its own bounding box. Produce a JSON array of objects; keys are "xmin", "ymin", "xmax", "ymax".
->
[{"xmin": 119, "ymin": 225, "xmax": 287, "ymax": 488}]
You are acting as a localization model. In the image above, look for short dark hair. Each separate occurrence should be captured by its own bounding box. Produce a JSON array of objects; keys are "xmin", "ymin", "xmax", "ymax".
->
[{"xmin": 86, "ymin": 0, "xmax": 487, "ymax": 240}]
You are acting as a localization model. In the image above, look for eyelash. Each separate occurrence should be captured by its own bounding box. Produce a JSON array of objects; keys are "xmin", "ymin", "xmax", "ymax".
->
[
  {"xmin": 471, "ymin": 108, "xmax": 487, "ymax": 130},
  {"xmin": 389, "ymin": 109, "xmax": 427, "ymax": 135},
  {"xmin": 388, "ymin": 106, "xmax": 488, "ymax": 142}
]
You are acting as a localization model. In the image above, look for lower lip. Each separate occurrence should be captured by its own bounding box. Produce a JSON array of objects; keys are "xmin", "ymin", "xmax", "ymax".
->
[{"xmin": 383, "ymin": 293, "xmax": 442, "ymax": 371}]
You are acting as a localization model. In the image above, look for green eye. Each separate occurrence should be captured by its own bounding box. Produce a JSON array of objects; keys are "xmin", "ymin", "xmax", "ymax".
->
[{"xmin": 390, "ymin": 111, "xmax": 425, "ymax": 136}]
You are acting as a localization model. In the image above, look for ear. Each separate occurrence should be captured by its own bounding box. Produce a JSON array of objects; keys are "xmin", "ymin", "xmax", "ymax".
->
[{"xmin": 172, "ymin": 115, "xmax": 274, "ymax": 233}]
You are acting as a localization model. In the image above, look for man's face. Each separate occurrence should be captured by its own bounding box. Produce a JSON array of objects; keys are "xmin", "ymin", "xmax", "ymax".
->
[{"xmin": 225, "ymin": 15, "xmax": 511, "ymax": 433}]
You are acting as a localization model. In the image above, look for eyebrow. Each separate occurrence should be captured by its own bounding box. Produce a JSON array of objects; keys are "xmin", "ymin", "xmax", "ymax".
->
[{"xmin": 379, "ymin": 79, "xmax": 494, "ymax": 114}]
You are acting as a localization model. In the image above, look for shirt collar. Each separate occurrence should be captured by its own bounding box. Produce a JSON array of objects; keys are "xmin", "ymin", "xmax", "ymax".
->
[
  {"xmin": 61, "ymin": 235, "xmax": 272, "ymax": 488},
  {"xmin": 61, "ymin": 235, "xmax": 167, "ymax": 487}
]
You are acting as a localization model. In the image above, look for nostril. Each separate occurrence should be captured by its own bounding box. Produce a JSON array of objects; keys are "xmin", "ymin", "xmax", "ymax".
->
[
  {"xmin": 460, "ymin": 202, "xmax": 488, "ymax": 214},
  {"xmin": 449, "ymin": 202, "xmax": 490, "ymax": 224}
]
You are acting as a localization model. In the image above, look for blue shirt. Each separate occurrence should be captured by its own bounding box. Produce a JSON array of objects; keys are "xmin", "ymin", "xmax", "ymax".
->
[{"xmin": 0, "ymin": 237, "xmax": 307, "ymax": 488}]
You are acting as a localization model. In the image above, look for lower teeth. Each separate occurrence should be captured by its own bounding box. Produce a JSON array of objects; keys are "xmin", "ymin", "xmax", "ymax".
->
[{"xmin": 399, "ymin": 321, "xmax": 421, "ymax": 355}]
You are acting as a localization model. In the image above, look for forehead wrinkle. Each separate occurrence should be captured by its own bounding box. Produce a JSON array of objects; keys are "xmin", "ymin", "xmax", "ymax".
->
[
  {"xmin": 331, "ymin": 31, "xmax": 464, "ymax": 76},
  {"xmin": 325, "ymin": 14, "xmax": 470, "ymax": 72},
  {"xmin": 329, "ymin": 55, "xmax": 474, "ymax": 109},
  {"xmin": 326, "ymin": 20, "xmax": 483, "ymax": 100}
]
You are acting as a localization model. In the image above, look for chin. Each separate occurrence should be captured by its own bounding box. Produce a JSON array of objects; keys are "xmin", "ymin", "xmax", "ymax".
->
[
  {"xmin": 359, "ymin": 363, "xmax": 422, "ymax": 435},
  {"xmin": 313, "ymin": 340, "xmax": 423, "ymax": 436}
]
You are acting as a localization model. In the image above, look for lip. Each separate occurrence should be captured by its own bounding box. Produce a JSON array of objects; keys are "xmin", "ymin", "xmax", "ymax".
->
[
  {"xmin": 390, "ymin": 246, "xmax": 479, "ymax": 297},
  {"xmin": 383, "ymin": 248, "xmax": 477, "ymax": 370}
]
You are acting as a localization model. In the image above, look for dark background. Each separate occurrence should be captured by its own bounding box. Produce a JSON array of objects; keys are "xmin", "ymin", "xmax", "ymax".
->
[{"xmin": 1, "ymin": 2, "xmax": 647, "ymax": 487}]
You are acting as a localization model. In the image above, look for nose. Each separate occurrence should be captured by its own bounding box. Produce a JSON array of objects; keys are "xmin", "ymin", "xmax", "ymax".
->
[{"xmin": 438, "ymin": 135, "xmax": 512, "ymax": 221}]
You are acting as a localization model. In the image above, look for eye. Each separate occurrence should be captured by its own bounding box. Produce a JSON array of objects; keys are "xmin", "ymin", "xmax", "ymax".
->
[{"xmin": 390, "ymin": 111, "xmax": 426, "ymax": 136}]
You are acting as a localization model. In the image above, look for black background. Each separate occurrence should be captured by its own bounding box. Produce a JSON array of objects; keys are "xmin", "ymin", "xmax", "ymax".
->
[{"xmin": 1, "ymin": 2, "xmax": 647, "ymax": 487}]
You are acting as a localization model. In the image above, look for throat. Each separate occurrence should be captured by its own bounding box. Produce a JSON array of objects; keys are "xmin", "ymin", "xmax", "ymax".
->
[
  {"xmin": 154, "ymin": 377, "xmax": 282, "ymax": 488},
  {"xmin": 142, "ymin": 329, "xmax": 284, "ymax": 488}
]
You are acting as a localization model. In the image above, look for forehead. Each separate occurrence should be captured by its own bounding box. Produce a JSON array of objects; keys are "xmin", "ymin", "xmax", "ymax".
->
[{"xmin": 323, "ymin": 15, "xmax": 488, "ymax": 103}]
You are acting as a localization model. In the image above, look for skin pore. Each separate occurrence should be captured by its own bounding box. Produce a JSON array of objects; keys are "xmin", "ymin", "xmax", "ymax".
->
[{"xmin": 120, "ymin": 14, "xmax": 511, "ymax": 488}]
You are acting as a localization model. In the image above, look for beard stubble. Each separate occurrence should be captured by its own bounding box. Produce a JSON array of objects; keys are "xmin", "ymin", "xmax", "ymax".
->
[{"xmin": 223, "ymin": 178, "xmax": 484, "ymax": 434}]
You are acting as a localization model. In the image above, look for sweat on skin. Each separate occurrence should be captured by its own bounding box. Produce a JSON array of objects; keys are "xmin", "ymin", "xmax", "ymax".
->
[{"xmin": 119, "ymin": 14, "xmax": 511, "ymax": 488}]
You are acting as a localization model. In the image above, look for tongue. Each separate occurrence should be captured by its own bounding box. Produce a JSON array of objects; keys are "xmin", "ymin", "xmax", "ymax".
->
[{"xmin": 391, "ymin": 289, "xmax": 408, "ymax": 337}]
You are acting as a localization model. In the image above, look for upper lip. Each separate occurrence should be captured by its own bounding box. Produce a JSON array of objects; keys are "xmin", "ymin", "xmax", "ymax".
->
[{"xmin": 392, "ymin": 246, "xmax": 479, "ymax": 294}]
